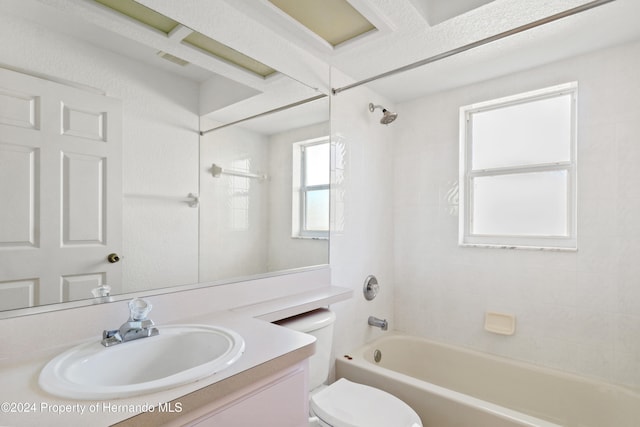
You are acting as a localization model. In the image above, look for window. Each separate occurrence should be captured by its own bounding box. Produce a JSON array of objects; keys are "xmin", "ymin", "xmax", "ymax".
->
[
  {"xmin": 293, "ymin": 137, "xmax": 330, "ymax": 239},
  {"xmin": 459, "ymin": 82, "xmax": 577, "ymax": 250}
]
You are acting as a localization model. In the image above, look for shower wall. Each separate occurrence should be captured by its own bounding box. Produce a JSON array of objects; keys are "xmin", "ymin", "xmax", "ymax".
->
[
  {"xmin": 198, "ymin": 120, "xmax": 330, "ymax": 281},
  {"xmin": 199, "ymin": 125, "xmax": 270, "ymax": 281},
  {"xmin": 393, "ymin": 39, "xmax": 640, "ymax": 389},
  {"xmin": 329, "ymin": 69, "xmax": 397, "ymax": 362}
]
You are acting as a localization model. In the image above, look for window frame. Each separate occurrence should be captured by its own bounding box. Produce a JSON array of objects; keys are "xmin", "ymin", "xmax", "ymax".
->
[
  {"xmin": 459, "ymin": 82, "xmax": 578, "ymax": 250},
  {"xmin": 292, "ymin": 137, "xmax": 330, "ymax": 239}
]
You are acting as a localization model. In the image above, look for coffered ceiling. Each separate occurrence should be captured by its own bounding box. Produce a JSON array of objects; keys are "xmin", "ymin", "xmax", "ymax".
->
[
  {"xmin": 136, "ymin": 0, "xmax": 640, "ymax": 104},
  {"xmin": 11, "ymin": 0, "xmax": 640, "ymax": 118}
]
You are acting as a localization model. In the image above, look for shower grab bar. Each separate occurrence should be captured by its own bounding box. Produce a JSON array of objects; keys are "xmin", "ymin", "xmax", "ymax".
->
[{"xmin": 211, "ymin": 163, "xmax": 267, "ymax": 181}]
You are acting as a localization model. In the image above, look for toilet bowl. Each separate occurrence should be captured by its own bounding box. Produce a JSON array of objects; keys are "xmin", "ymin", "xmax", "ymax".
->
[{"xmin": 275, "ymin": 309, "xmax": 422, "ymax": 427}]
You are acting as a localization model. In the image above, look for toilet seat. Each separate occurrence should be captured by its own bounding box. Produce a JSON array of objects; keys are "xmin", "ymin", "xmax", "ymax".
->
[{"xmin": 310, "ymin": 378, "xmax": 422, "ymax": 427}]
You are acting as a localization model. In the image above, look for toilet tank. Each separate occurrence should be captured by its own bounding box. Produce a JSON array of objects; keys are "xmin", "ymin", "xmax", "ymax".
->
[{"xmin": 275, "ymin": 308, "xmax": 336, "ymax": 390}]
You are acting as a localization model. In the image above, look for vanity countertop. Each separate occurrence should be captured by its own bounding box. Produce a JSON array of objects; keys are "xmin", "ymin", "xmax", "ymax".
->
[
  {"xmin": 0, "ymin": 311, "xmax": 314, "ymax": 427},
  {"xmin": 0, "ymin": 286, "xmax": 351, "ymax": 427}
]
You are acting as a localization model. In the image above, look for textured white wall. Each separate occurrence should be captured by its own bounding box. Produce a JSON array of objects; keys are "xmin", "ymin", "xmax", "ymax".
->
[
  {"xmin": 329, "ymin": 70, "xmax": 396, "ymax": 363},
  {"xmin": 393, "ymin": 39, "xmax": 640, "ymax": 389},
  {"xmin": 199, "ymin": 126, "xmax": 269, "ymax": 281},
  {"xmin": 0, "ymin": 12, "xmax": 200, "ymax": 294}
]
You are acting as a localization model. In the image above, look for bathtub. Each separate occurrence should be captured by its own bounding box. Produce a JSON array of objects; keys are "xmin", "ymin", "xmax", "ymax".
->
[{"xmin": 335, "ymin": 334, "xmax": 640, "ymax": 427}]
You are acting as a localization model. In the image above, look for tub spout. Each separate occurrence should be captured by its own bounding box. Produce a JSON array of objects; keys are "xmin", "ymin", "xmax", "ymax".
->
[{"xmin": 368, "ymin": 316, "xmax": 388, "ymax": 331}]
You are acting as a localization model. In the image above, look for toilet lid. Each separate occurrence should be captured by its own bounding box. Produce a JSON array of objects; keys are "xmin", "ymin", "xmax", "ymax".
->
[{"xmin": 310, "ymin": 378, "xmax": 422, "ymax": 427}]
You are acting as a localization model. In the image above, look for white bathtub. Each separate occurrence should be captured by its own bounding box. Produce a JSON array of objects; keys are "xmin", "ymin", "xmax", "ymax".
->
[{"xmin": 335, "ymin": 334, "xmax": 640, "ymax": 427}]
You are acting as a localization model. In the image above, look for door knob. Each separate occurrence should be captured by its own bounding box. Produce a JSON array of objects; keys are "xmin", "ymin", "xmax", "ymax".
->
[{"xmin": 107, "ymin": 253, "xmax": 121, "ymax": 263}]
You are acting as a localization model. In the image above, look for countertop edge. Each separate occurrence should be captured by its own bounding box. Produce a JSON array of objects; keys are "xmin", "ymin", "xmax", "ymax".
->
[{"xmin": 231, "ymin": 285, "xmax": 353, "ymax": 322}]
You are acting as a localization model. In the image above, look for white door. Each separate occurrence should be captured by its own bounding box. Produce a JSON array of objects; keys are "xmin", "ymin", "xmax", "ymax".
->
[{"xmin": 0, "ymin": 67, "xmax": 122, "ymax": 310}]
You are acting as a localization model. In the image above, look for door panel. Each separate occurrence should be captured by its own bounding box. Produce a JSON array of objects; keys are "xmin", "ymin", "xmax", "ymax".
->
[
  {"xmin": 61, "ymin": 273, "xmax": 106, "ymax": 302},
  {"xmin": 0, "ymin": 143, "xmax": 38, "ymax": 247},
  {"xmin": 0, "ymin": 278, "xmax": 37, "ymax": 311},
  {"xmin": 61, "ymin": 152, "xmax": 105, "ymax": 245},
  {"xmin": 0, "ymin": 67, "xmax": 122, "ymax": 309},
  {"xmin": 0, "ymin": 87, "xmax": 39, "ymax": 130},
  {"xmin": 61, "ymin": 103, "xmax": 106, "ymax": 141}
]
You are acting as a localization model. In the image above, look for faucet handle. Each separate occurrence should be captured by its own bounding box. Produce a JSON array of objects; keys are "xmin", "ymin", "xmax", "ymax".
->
[
  {"xmin": 128, "ymin": 298, "xmax": 152, "ymax": 321},
  {"xmin": 91, "ymin": 285, "xmax": 112, "ymax": 298}
]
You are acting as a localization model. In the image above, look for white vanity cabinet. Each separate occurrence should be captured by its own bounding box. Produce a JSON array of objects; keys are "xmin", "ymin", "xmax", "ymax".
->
[
  {"xmin": 187, "ymin": 362, "xmax": 308, "ymax": 427},
  {"xmin": 135, "ymin": 361, "xmax": 310, "ymax": 427}
]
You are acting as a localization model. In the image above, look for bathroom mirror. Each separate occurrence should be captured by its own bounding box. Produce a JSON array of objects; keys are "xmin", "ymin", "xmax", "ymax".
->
[
  {"xmin": 0, "ymin": 0, "xmax": 329, "ymax": 316},
  {"xmin": 199, "ymin": 96, "xmax": 330, "ymax": 283}
]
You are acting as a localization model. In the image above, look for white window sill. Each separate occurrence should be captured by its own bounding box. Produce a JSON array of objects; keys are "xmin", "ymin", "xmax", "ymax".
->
[
  {"xmin": 291, "ymin": 235, "xmax": 329, "ymax": 241},
  {"xmin": 459, "ymin": 243, "xmax": 577, "ymax": 252}
]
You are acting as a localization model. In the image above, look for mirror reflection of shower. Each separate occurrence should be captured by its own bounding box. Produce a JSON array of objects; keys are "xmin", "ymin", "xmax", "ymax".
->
[{"xmin": 368, "ymin": 103, "xmax": 398, "ymax": 125}]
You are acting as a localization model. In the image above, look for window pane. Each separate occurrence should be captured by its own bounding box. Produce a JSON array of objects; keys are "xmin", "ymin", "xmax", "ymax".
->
[
  {"xmin": 305, "ymin": 189, "xmax": 329, "ymax": 231},
  {"xmin": 472, "ymin": 171, "xmax": 568, "ymax": 236},
  {"xmin": 471, "ymin": 94, "xmax": 572, "ymax": 170},
  {"xmin": 305, "ymin": 143, "xmax": 330, "ymax": 186}
]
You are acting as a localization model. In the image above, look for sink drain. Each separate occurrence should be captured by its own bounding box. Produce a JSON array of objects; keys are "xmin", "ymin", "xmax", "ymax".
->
[{"xmin": 374, "ymin": 349, "xmax": 382, "ymax": 363}]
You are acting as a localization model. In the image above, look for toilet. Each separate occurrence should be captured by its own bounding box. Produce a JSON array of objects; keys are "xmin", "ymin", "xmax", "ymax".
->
[{"xmin": 276, "ymin": 309, "xmax": 422, "ymax": 427}]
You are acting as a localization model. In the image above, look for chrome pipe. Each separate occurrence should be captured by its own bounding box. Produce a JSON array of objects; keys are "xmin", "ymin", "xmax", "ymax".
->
[
  {"xmin": 332, "ymin": 0, "xmax": 616, "ymax": 95},
  {"xmin": 200, "ymin": 94, "xmax": 327, "ymax": 136}
]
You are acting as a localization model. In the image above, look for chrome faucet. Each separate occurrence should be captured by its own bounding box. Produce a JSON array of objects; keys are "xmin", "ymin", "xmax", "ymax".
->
[
  {"xmin": 368, "ymin": 316, "xmax": 388, "ymax": 331},
  {"xmin": 101, "ymin": 298, "xmax": 159, "ymax": 347}
]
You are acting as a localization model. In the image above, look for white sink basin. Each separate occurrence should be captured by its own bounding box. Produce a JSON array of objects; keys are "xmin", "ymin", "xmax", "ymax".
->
[{"xmin": 39, "ymin": 324, "xmax": 245, "ymax": 400}]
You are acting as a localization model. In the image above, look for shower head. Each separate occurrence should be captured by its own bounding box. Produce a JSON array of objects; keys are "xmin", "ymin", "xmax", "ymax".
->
[{"xmin": 369, "ymin": 103, "xmax": 397, "ymax": 125}]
